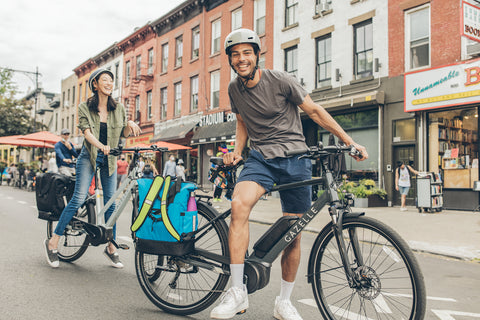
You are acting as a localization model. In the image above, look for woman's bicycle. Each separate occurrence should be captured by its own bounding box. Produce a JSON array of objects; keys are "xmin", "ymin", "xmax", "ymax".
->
[
  {"xmin": 45, "ymin": 145, "xmax": 167, "ymax": 262},
  {"xmin": 135, "ymin": 144, "xmax": 426, "ymax": 319}
]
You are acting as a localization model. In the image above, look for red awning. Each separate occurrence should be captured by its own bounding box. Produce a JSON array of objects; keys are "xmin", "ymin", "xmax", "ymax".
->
[
  {"xmin": 0, "ymin": 136, "xmax": 55, "ymax": 148},
  {"xmin": 20, "ymin": 131, "xmax": 61, "ymax": 145}
]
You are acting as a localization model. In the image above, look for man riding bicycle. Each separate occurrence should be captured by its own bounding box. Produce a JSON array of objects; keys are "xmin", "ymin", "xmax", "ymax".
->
[
  {"xmin": 55, "ymin": 128, "xmax": 78, "ymax": 177},
  {"xmin": 210, "ymin": 28, "xmax": 368, "ymax": 320}
]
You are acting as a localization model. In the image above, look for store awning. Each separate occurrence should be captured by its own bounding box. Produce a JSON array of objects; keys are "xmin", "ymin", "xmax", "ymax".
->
[
  {"xmin": 191, "ymin": 121, "xmax": 236, "ymax": 145},
  {"xmin": 152, "ymin": 114, "xmax": 202, "ymax": 142},
  {"xmin": 317, "ymin": 90, "xmax": 385, "ymax": 110},
  {"xmin": 125, "ymin": 132, "xmax": 153, "ymax": 148}
]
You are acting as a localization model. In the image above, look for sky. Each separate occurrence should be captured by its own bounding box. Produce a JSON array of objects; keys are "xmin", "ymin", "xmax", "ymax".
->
[{"xmin": 0, "ymin": 0, "xmax": 185, "ymax": 99}]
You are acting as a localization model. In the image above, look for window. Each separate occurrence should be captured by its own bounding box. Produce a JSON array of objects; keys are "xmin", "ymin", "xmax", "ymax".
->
[
  {"xmin": 162, "ymin": 43, "xmax": 169, "ymax": 73},
  {"xmin": 136, "ymin": 55, "xmax": 142, "ymax": 78},
  {"xmin": 147, "ymin": 90, "xmax": 152, "ymax": 120},
  {"xmin": 354, "ymin": 19, "xmax": 373, "ymax": 80},
  {"xmin": 284, "ymin": 46, "xmax": 298, "ymax": 77},
  {"xmin": 258, "ymin": 54, "xmax": 266, "ymax": 69},
  {"xmin": 175, "ymin": 36, "xmax": 183, "ymax": 67},
  {"xmin": 316, "ymin": 35, "xmax": 331, "ymax": 88},
  {"xmin": 62, "ymin": 118, "xmax": 64, "ymax": 130},
  {"xmin": 254, "ymin": 0, "xmax": 266, "ymax": 35},
  {"xmin": 190, "ymin": 76, "xmax": 199, "ymax": 112},
  {"xmin": 79, "ymin": 83, "xmax": 82, "ymax": 102},
  {"xmin": 192, "ymin": 27, "xmax": 200, "ymax": 60},
  {"xmin": 160, "ymin": 87, "xmax": 168, "ymax": 120},
  {"xmin": 148, "ymin": 49, "xmax": 154, "ymax": 74},
  {"xmin": 125, "ymin": 61, "xmax": 131, "ymax": 86},
  {"xmin": 211, "ymin": 19, "xmax": 221, "ymax": 54},
  {"xmin": 62, "ymin": 91, "xmax": 65, "ymax": 107},
  {"xmin": 135, "ymin": 95, "xmax": 140, "ymax": 122},
  {"xmin": 394, "ymin": 118, "xmax": 416, "ymax": 142},
  {"xmin": 174, "ymin": 82, "xmax": 182, "ymax": 116},
  {"xmin": 55, "ymin": 113, "xmax": 58, "ymax": 131},
  {"xmin": 124, "ymin": 98, "xmax": 129, "ymax": 117},
  {"xmin": 406, "ymin": 5, "xmax": 430, "ymax": 70},
  {"xmin": 67, "ymin": 89, "xmax": 70, "ymax": 103},
  {"xmin": 315, "ymin": 0, "xmax": 332, "ymax": 15},
  {"xmin": 71, "ymin": 115, "xmax": 74, "ymax": 135},
  {"xmin": 232, "ymin": 8, "xmax": 242, "ymax": 31},
  {"xmin": 285, "ymin": 0, "xmax": 298, "ymax": 28},
  {"xmin": 114, "ymin": 63, "xmax": 119, "ymax": 88},
  {"xmin": 210, "ymin": 71, "xmax": 220, "ymax": 109},
  {"xmin": 72, "ymin": 86, "xmax": 75, "ymax": 106},
  {"xmin": 85, "ymin": 81, "xmax": 88, "ymax": 100}
]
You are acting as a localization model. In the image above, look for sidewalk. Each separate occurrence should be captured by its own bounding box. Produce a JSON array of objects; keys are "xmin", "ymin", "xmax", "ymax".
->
[{"xmin": 207, "ymin": 195, "xmax": 480, "ymax": 261}]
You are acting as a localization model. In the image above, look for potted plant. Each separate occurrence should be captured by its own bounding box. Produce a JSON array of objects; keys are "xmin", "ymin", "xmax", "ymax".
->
[{"xmin": 341, "ymin": 179, "xmax": 387, "ymax": 208}]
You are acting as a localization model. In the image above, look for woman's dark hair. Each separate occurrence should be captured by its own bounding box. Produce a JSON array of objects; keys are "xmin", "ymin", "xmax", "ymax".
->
[{"xmin": 86, "ymin": 91, "xmax": 117, "ymax": 112}]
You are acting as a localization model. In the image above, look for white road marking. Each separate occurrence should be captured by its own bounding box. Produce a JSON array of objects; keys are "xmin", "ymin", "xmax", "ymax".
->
[
  {"xmin": 117, "ymin": 236, "xmax": 133, "ymax": 244},
  {"xmin": 373, "ymin": 295, "xmax": 392, "ymax": 313},
  {"xmin": 431, "ymin": 309, "xmax": 480, "ymax": 319},
  {"xmin": 30, "ymin": 206, "xmax": 37, "ymax": 209},
  {"xmin": 17, "ymin": 200, "xmax": 27, "ymax": 204}
]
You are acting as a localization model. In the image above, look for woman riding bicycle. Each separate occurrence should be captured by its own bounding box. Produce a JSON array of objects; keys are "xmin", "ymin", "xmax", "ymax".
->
[{"xmin": 44, "ymin": 68, "xmax": 141, "ymax": 268}]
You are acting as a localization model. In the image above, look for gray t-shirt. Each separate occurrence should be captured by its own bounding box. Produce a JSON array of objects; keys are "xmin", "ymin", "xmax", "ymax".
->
[{"xmin": 229, "ymin": 69, "xmax": 308, "ymax": 159}]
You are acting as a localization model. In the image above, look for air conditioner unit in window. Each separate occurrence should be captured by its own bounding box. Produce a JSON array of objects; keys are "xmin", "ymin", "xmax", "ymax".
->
[
  {"xmin": 64, "ymin": 101, "xmax": 70, "ymax": 107},
  {"xmin": 467, "ymin": 42, "xmax": 480, "ymax": 57},
  {"xmin": 316, "ymin": 1, "xmax": 331, "ymax": 13}
]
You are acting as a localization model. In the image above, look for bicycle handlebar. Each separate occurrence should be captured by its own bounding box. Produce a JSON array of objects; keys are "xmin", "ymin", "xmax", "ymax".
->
[
  {"xmin": 109, "ymin": 145, "xmax": 169, "ymax": 157},
  {"xmin": 285, "ymin": 144, "xmax": 363, "ymax": 159}
]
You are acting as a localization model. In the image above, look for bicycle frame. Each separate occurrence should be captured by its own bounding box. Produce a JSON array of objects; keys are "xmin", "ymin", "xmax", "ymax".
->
[{"xmin": 193, "ymin": 153, "xmax": 364, "ymax": 287}]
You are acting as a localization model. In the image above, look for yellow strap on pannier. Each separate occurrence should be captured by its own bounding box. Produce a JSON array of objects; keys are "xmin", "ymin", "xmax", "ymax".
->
[
  {"xmin": 131, "ymin": 176, "xmax": 164, "ymax": 232},
  {"xmin": 160, "ymin": 175, "xmax": 181, "ymax": 241}
]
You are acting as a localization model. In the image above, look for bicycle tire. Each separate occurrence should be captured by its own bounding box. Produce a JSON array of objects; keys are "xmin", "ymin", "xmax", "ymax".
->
[
  {"xmin": 46, "ymin": 201, "xmax": 96, "ymax": 262},
  {"xmin": 310, "ymin": 215, "xmax": 426, "ymax": 320},
  {"xmin": 135, "ymin": 201, "xmax": 230, "ymax": 315}
]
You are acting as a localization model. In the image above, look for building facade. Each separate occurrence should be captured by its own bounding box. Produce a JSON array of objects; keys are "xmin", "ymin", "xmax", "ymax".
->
[
  {"xmin": 55, "ymin": 73, "xmax": 78, "ymax": 138},
  {"xmin": 388, "ymin": 0, "xmax": 480, "ymax": 210}
]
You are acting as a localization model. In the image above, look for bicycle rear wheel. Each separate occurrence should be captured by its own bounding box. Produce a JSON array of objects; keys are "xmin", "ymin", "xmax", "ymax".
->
[
  {"xmin": 310, "ymin": 216, "xmax": 426, "ymax": 320},
  {"xmin": 135, "ymin": 201, "xmax": 230, "ymax": 315},
  {"xmin": 46, "ymin": 201, "xmax": 96, "ymax": 262}
]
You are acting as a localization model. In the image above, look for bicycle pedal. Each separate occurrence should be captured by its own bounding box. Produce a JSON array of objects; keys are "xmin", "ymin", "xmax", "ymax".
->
[{"xmin": 236, "ymin": 309, "xmax": 247, "ymax": 315}]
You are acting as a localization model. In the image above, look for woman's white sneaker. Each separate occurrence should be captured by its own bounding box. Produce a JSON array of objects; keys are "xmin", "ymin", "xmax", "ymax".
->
[
  {"xmin": 273, "ymin": 296, "xmax": 303, "ymax": 320},
  {"xmin": 210, "ymin": 285, "xmax": 248, "ymax": 319}
]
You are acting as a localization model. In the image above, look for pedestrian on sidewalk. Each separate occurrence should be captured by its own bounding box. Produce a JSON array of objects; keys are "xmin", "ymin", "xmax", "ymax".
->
[
  {"xmin": 210, "ymin": 28, "xmax": 368, "ymax": 320},
  {"xmin": 395, "ymin": 160, "xmax": 419, "ymax": 211},
  {"xmin": 163, "ymin": 154, "xmax": 176, "ymax": 177},
  {"xmin": 116, "ymin": 155, "xmax": 129, "ymax": 188},
  {"xmin": 44, "ymin": 68, "xmax": 141, "ymax": 269}
]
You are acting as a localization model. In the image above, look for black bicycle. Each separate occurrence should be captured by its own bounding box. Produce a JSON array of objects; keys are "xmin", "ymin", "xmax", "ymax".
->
[{"xmin": 135, "ymin": 144, "xmax": 426, "ymax": 319}]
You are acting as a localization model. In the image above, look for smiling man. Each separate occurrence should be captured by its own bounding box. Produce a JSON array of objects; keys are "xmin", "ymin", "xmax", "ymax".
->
[{"xmin": 210, "ymin": 29, "xmax": 368, "ymax": 320}]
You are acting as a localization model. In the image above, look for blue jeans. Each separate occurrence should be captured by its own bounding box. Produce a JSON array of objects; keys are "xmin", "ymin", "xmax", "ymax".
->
[{"xmin": 55, "ymin": 146, "xmax": 117, "ymax": 239}]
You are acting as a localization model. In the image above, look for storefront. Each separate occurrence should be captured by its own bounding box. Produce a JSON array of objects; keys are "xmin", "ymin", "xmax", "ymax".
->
[
  {"xmin": 405, "ymin": 58, "xmax": 480, "ymax": 210},
  {"xmin": 190, "ymin": 111, "xmax": 237, "ymax": 187}
]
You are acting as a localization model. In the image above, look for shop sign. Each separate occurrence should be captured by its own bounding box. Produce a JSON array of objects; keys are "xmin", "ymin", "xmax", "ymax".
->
[
  {"xmin": 125, "ymin": 132, "xmax": 153, "ymax": 147},
  {"xmin": 462, "ymin": 1, "xmax": 480, "ymax": 42},
  {"xmin": 199, "ymin": 112, "xmax": 236, "ymax": 127},
  {"xmin": 404, "ymin": 58, "xmax": 480, "ymax": 112}
]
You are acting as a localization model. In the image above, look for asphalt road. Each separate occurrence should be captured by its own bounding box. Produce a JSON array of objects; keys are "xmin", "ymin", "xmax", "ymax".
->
[{"xmin": 1, "ymin": 186, "xmax": 480, "ymax": 320}]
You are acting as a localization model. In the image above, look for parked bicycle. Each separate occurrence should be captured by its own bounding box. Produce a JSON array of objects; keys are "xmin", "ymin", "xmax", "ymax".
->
[{"xmin": 135, "ymin": 143, "xmax": 426, "ymax": 320}]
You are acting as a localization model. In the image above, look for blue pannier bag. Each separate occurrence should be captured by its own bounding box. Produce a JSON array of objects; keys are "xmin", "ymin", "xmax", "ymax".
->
[{"xmin": 133, "ymin": 176, "xmax": 198, "ymax": 256}]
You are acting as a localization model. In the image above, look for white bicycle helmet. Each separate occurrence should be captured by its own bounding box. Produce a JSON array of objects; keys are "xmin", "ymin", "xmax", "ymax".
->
[
  {"xmin": 224, "ymin": 28, "xmax": 261, "ymax": 55},
  {"xmin": 88, "ymin": 68, "xmax": 114, "ymax": 92}
]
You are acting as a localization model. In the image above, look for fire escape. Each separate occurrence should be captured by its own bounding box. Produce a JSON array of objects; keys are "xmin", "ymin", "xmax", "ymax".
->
[{"xmin": 126, "ymin": 66, "xmax": 153, "ymax": 124}]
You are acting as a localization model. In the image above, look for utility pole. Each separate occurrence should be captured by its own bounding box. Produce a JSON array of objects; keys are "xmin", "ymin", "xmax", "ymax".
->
[{"xmin": 1, "ymin": 66, "xmax": 42, "ymax": 132}]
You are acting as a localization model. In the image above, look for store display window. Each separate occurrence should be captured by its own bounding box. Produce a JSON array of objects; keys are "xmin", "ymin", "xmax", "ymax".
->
[{"xmin": 428, "ymin": 107, "xmax": 479, "ymax": 189}]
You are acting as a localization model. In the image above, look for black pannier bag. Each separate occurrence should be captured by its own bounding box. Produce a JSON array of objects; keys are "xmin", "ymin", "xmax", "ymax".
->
[{"xmin": 36, "ymin": 173, "xmax": 75, "ymax": 221}]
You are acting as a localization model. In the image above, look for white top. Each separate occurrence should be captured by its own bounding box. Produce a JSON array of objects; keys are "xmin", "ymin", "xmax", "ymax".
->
[
  {"xmin": 398, "ymin": 167, "xmax": 411, "ymax": 187},
  {"xmin": 175, "ymin": 165, "xmax": 186, "ymax": 181},
  {"xmin": 47, "ymin": 158, "xmax": 58, "ymax": 173}
]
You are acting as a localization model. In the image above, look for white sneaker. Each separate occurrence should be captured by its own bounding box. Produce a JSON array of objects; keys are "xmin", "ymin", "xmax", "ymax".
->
[
  {"xmin": 400, "ymin": 207, "xmax": 408, "ymax": 211},
  {"xmin": 274, "ymin": 296, "xmax": 303, "ymax": 320},
  {"xmin": 210, "ymin": 285, "xmax": 248, "ymax": 319}
]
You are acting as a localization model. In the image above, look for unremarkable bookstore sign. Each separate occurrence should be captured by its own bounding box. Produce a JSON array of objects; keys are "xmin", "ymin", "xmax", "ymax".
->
[{"xmin": 462, "ymin": 1, "xmax": 480, "ymax": 42}]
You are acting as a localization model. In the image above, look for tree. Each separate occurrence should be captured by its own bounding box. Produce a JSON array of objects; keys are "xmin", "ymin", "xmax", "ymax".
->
[{"xmin": 0, "ymin": 69, "xmax": 39, "ymax": 136}]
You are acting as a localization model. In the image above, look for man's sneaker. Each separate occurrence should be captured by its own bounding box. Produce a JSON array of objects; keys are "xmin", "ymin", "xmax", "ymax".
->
[
  {"xmin": 273, "ymin": 296, "xmax": 303, "ymax": 320},
  {"xmin": 210, "ymin": 285, "xmax": 248, "ymax": 319},
  {"xmin": 44, "ymin": 239, "xmax": 59, "ymax": 268},
  {"xmin": 103, "ymin": 247, "xmax": 124, "ymax": 268}
]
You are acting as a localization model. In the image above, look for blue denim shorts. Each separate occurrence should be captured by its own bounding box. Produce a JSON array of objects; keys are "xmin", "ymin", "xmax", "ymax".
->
[
  {"xmin": 237, "ymin": 149, "xmax": 312, "ymax": 214},
  {"xmin": 399, "ymin": 186, "xmax": 409, "ymax": 195}
]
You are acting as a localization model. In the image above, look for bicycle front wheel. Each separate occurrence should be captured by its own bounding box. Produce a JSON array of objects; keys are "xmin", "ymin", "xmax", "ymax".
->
[
  {"xmin": 46, "ymin": 201, "xmax": 96, "ymax": 262},
  {"xmin": 135, "ymin": 201, "xmax": 230, "ymax": 315},
  {"xmin": 310, "ymin": 216, "xmax": 426, "ymax": 320}
]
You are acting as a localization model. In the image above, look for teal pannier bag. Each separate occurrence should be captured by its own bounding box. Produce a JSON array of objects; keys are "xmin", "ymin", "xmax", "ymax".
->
[{"xmin": 133, "ymin": 176, "xmax": 198, "ymax": 256}]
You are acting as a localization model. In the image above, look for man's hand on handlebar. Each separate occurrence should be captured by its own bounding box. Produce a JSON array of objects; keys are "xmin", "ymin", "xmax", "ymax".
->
[
  {"xmin": 223, "ymin": 152, "xmax": 243, "ymax": 166},
  {"xmin": 351, "ymin": 143, "xmax": 368, "ymax": 161}
]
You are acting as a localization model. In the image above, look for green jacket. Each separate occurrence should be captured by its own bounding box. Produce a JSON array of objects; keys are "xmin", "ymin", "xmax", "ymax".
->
[{"xmin": 77, "ymin": 102, "xmax": 127, "ymax": 176}]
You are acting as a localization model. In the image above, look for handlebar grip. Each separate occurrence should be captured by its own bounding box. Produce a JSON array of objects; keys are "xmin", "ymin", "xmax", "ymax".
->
[{"xmin": 285, "ymin": 149, "xmax": 309, "ymax": 157}]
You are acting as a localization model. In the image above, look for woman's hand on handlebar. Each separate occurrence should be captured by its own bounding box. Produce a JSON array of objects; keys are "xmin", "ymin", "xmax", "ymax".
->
[
  {"xmin": 223, "ymin": 152, "xmax": 243, "ymax": 166},
  {"xmin": 100, "ymin": 144, "xmax": 111, "ymax": 155}
]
